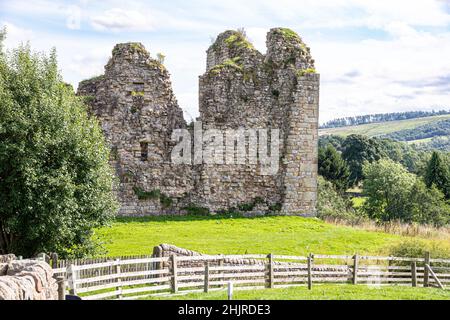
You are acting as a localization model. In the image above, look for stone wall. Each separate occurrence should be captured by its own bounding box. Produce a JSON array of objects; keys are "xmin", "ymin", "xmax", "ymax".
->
[
  {"xmin": 77, "ymin": 28, "xmax": 319, "ymax": 216},
  {"xmin": 153, "ymin": 244, "xmax": 267, "ymax": 268},
  {"xmin": 0, "ymin": 255, "xmax": 57, "ymax": 300}
]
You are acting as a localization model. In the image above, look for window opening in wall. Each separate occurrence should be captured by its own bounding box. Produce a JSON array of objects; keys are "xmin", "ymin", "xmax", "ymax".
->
[{"xmin": 140, "ymin": 142, "xmax": 148, "ymax": 161}]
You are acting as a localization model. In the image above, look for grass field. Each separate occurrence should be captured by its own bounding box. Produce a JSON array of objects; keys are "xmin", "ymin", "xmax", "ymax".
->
[
  {"xmin": 319, "ymin": 114, "xmax": 450, "ymax": 137},
  {"xmin": 145, "ymin": 284, "xmax": 449, "ymax": 300},
  {"xmin": 95, "ymin": 215, "xmax": 445, "ymax": 257}
]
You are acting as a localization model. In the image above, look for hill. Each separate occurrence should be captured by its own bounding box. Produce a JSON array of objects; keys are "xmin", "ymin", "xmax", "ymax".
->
[
  {"xmin": 321, "ymin": 110, "xmax": 450, "ymax": 129},
  {"xmin": 319, "ymin": 114, "xmax": 450, "ymax": 137},
  {"xmin": 319, "ymin": 114, "xmax": 450, "ymax": 151}
]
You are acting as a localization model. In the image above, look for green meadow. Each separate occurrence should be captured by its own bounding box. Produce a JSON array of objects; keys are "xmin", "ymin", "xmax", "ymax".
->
[{"xmin": 95, "ymin": 215, "xmax": 445, "ymax": 257}]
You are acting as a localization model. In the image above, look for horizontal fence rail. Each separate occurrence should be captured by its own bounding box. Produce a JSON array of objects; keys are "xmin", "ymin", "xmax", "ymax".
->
[{"xmin": 47, "ymin": 252, "xmax": 450, "ymax": 300}]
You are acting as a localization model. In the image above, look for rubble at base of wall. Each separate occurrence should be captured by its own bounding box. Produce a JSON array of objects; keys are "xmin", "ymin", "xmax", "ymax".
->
[{"xmin": 0, "ymin": 254, "xmax": 58, "ymax": 300}]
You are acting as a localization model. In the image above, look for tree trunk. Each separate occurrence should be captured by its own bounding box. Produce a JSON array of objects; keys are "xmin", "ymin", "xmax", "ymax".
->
[{"xmin": 0, "ymin": 219, "xmax": 14, "ymax": 254}]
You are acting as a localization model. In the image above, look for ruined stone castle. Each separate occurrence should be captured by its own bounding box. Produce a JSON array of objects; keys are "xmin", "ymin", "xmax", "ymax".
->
[{"xmin": 77, "ymin": 28, "xmax": 319, "ymax": 217}]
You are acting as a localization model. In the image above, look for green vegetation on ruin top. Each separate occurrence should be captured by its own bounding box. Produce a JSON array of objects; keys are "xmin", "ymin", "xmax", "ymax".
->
[
  {"xmin": 79, "ymin": 74, "xmax": 105, "ymax": 86},
  {"xmin": 112, "ymin": 42, "xmax": 148, "ymax": 56},
  {"xmin": 224, "ymin": 31, "xmax": 255, "ymax": 50},
  {"xmin": 276, "ymin": 27, "xmax": 302, "ymax": 42},
  {"xmin": 145, "ymin": 58, "xmax": 167, "ymax": 72}
]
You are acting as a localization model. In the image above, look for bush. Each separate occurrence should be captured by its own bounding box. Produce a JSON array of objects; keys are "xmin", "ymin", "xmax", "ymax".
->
[
  {"xmin": 317, "ymin": 176, "xmax": 358, "ymax": 221},
  {"xmin": 0, "ymin": 39, "xmax": 118, "ymax": 258},
  {"xmin": 362, "ymin": 159, "xmax": 416, "ymax": 222},
  {"xmin": 388, "ymin": 239, "xmax": 450, "ymax": 260},
  {"xmin": 408, "ymin": 181, "xmax": 449, "ymax": 227},
  {"xmin": 183, "ymin": 204, "xmax": 210, "ymax": 216},
  {"xmin": 318, "ymin": 144, "xmax": 350, "ymax": 192},
  {"xmin": 362, "ymin": 159, "xmax": 450, "ymax": 226}
]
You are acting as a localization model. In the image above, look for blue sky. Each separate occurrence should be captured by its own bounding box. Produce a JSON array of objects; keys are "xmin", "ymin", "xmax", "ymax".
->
[{"xmin": 1, "ymin": 0, "xmax": 450, "ymax": 123}]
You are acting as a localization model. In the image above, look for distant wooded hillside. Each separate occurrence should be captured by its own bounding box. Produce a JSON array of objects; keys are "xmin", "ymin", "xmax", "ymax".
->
[
  {"xmin": 321, "ymin": 110, "xmax": 450, "ymax": 129},
  {"xmin": 319, "ymin": 114, "xmax": 450, "ymax": 151}
]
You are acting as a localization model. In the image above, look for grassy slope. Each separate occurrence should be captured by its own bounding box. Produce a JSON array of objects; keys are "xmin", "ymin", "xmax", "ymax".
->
[
  {"xmin": 96, "ymin": 216, "xmax": 438, "ymax": 257},
  {"xmin": 319, "ymin": 114, "xmax": 450, "ymax": 138},
  {"xmin": 146, "ymin": 284, "xmax": 450, "ymax": 300}
]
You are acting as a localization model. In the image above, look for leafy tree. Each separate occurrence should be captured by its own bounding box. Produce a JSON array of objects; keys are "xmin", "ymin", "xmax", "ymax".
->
[
  {"xmin": 0, "ymin": 35, "xmax": 118, "ymax": 258},
  {"xmin": 318, "ymin": 135, "xmax": 345, "ymax": 151},
  {"xmin": 362, "ymin": 159, "xmax": 449, "ymax": 226},
  {"xmin": 407, "ymin": 181, "xmax": 449, "ymax": 227},
  {"xmin": 318, "ymin": 144, "xmax": 350, "ymax": 192},
  {"xmin": 424, "ymin": 151, "xmax": 449, "ymax": 199},
  {"xmin": 342, "ymin": 134, "xmax": 386, "ymax": 185},
  {"xmin": 0, "ymin": 27, "xmax": 5, "ymax": 52},
  {"xmin": 320, "ymin": 135, "xmax": 429, "ymax": 174},
  {"xmin": 362, "ymin": 159, "xmax": 416, "ymax": 222},
  {"xmin": 317, "ymin": 176, "xmax": 357, "ymax": 221}
]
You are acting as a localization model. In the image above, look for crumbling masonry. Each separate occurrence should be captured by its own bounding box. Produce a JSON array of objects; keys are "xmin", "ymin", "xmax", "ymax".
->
[{"xmin": 77, "ymin": 28, "xmax": 319, "ymax": 216}]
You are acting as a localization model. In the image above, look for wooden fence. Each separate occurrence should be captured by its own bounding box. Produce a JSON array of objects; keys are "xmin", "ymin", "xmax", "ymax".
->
[{"xmin": 42, "ymin": 252, "xmax": 450, "ymax": 300}]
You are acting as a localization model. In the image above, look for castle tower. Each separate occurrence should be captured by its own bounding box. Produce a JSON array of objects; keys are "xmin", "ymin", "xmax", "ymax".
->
[
  {"xmin": 198, "ymin": 28, "xmax": 319, "ymax": 215},
  {"xmin": 77, "ymin": 43, "xmax": 192, "ymax": 216}
]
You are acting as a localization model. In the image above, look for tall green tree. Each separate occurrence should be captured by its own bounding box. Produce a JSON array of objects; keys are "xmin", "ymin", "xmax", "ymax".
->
[
  {"xmin": 424, "ymin": 151, "xmax": 449, "ymax": 199},
  {"xmin": 362, "ymin": 159, "xmax": 416, "ymax": 222},
  {"xmin": 407, "ymin": 181, "xmax": 449, "ymax": 227},
  {"xmin": 362, "ymin": 159, "xmax": 449, "ymax": 225},
  {"xmin": 0, "ymin": 34, "xmax": 118, "ymax": 258},
  {"xmin": 318, "ymin": 144, "xmax": 350, "ymax": 192},
  {"xmin": 342, "ymin": 134, "xmax": 386, "ymax": 185}
]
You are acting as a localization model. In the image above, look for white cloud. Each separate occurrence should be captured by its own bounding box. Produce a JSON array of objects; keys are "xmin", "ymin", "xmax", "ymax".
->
[
  {"xmin": 315, "ymin": 25, "xmax": 450, "ymax": 122},
  {"xmin": 1, "ymin": 21, "xmax": 35, "ymax": 48},
  {"xmin": 258, "ymin": 0, "xmax": 450, "ymax": 30},
  {"xmin": 68, "ymin": 48, "xmax": 110, "ymax": 80},
  {"xmin": 90, "ymin": 8, "xmax": 154, "ymax": 32},
  {"xmin": 66, "ymin": 5, "xmax": 82, "ymax": 30},
  {"xmin": 2, "ymin": 0, "xmax": 450, "ymax": 123}
]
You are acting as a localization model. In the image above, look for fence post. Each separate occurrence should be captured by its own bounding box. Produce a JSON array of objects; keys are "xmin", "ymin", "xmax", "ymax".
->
[
  {"xmin": 115, "ymin": 259, "xmax": 123, "ymax": 300},
  {"xmin": 204, "ymin": 262, "xmax": 210, "ymax": 293},
  {"xmin": 219, "ymin": 259, "xmax": 224, "ymax": 288},
  {"xmin": 267, "ymin": 253, "xmax": 274, "ymax": 289},
  {"xmin": 171, "ymin": 255, "xmax": 178, "ymax": 293},
  {"xmin": 411, "ymin": 262, "xmax": 417, "ymax": 287},
  {"xmin": 227, "ymin": 282, "xmax": 233, "ymax": 300},
  {"xmin": 67, "ymin": 264, "xmax": 77, "ymax": 295},
  {"xmin": 424, "ymin": 252, "xmax": 430, "ymax": 287},
  {"xmin": 307, "ymin": 253, "xmax": 313, "ymax": 290},
  {"xmin": 56, "ymin": 276, "xmax": 66, "ymax": 300},
  {"xmin": 36, "ymin": 252, "xmax": 46, "ymax": 262},
  {"xmin": 352, "ymin": 254, "xmax": 359, "ymax": 285},
  {"xmin": 51, "ymin": 253, "xmax": 58, "ymax": 269}
]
